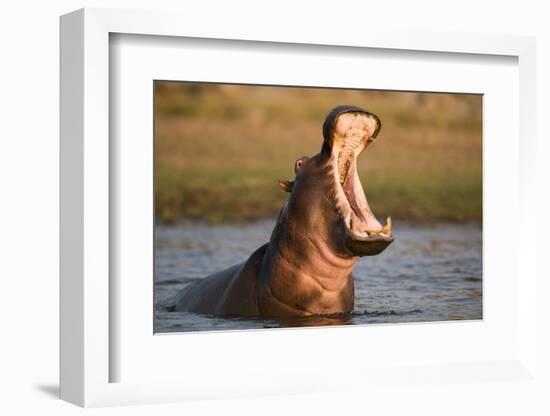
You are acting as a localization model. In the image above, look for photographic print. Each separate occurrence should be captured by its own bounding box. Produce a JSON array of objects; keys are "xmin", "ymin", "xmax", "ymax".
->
[{"xmin": 154, "ymin": 82, "xmax": 482, "ymax": 333}]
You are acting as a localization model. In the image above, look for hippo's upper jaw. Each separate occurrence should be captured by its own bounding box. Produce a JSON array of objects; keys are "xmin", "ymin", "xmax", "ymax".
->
[{"xmin": 327, "ymin": 108, "xmax": 394, "ymax": 257}]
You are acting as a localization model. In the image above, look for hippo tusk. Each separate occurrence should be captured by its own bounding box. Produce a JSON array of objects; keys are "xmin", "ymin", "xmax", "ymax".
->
[
  {"xmin": 383, "ymin": 216, "xmax": 392, "ymax": 235},
  {"xmin": 366, "ymin": 217, "xmax": 392, "ymax": 236}
]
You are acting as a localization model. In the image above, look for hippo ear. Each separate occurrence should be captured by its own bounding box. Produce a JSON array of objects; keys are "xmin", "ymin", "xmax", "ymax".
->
[{"xmin": 278, "ymin": 179, "xmax": 294, "ymax": 193}]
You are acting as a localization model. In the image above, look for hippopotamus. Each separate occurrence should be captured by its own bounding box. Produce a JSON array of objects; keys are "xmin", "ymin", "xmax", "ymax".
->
[{"xmin": 170, "ymin": 105, "xmax": 394, "ymax": 318}]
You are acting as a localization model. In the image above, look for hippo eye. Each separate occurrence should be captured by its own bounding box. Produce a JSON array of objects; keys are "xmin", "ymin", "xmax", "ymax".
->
[{"xmin": 294, "ymin": 156, "xmax": 310, "ymax": 173}]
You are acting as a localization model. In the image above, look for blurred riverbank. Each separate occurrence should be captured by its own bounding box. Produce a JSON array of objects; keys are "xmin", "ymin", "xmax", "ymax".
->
[{"xmin": 155, "ymin": 82, "xmax": 482, "ymax": 224}]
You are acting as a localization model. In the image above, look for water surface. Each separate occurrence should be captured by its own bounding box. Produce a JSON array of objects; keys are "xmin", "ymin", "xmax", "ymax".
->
[{"xmin": 155, "ymin": 220, "xmax": 482, "ymax": 333}]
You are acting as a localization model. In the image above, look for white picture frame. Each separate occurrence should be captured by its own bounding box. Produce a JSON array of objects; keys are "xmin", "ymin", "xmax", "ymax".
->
[{"xmin": 60, "ymin": 7, "xmax": 537, "ymax": 408}]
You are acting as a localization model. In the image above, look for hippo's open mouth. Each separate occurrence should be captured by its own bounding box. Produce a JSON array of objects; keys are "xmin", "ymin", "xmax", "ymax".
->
[{"xmin": 331, "ymin": 111, "xmax": 394, "ymax": 256}]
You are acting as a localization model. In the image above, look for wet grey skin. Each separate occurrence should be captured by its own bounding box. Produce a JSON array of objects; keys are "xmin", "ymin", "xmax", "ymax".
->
[{"xmin": 171, "ymin": 105, "xmax": 394, "ymax": 318}]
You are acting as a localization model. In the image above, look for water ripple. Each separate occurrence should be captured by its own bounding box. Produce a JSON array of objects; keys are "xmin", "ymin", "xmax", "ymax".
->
[{"xmin": 155, "ymin": 220, "xmax": 482, "ymax": 333}]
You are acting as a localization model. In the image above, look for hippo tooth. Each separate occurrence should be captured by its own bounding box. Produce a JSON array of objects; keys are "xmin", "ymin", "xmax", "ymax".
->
[
  {"xmin": 365, "ymin": 229, "xmax": 377, "ymax": 234},
  {"xmin": 354, "ymin": 229, "xmax": 368, "ymax": 238}
]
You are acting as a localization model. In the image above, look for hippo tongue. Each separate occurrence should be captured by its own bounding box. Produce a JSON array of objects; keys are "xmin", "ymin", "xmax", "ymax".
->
[{"xmin": 342, "ymin": 158, "xmax": 384, "ymax": 233}]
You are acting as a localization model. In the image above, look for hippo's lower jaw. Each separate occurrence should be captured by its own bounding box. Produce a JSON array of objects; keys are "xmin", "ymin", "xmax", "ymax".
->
[
  {"xmin": 344, "ymin": 226, "xmax": 394, "ymax": 256},
  {"xmin": 331, "ymin": 111, "xmax": 394, "ymax": 257},
  {"xmin": 340, "ymin": 166, "xmax": 394, "ymax": 256}
]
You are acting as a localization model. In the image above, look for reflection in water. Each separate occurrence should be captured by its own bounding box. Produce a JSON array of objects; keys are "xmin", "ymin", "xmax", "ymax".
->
[
  {"xmin": 265, "ymin": 314, "xmax": 353, "ymax": 328},
  {"xmin": 155, "ymin": 220, "xmax": 482, "ymax": 333}
]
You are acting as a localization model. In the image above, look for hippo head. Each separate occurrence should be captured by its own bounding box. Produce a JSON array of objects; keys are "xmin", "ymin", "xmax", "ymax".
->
[{"xmin": 280, "ymin": 105, "xmax": 393, "ymax": 258}]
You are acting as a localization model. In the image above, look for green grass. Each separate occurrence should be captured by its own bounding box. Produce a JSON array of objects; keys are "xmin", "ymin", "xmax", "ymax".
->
[{"xmin": 155, "ymin": 82, "xmax": 482, "ymax": 224}]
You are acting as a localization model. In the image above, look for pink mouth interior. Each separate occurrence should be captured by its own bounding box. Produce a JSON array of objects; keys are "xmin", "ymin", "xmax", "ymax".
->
[{"xmin": 341, "ymin": 159, "xmax": 383, "ymax": 233}]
